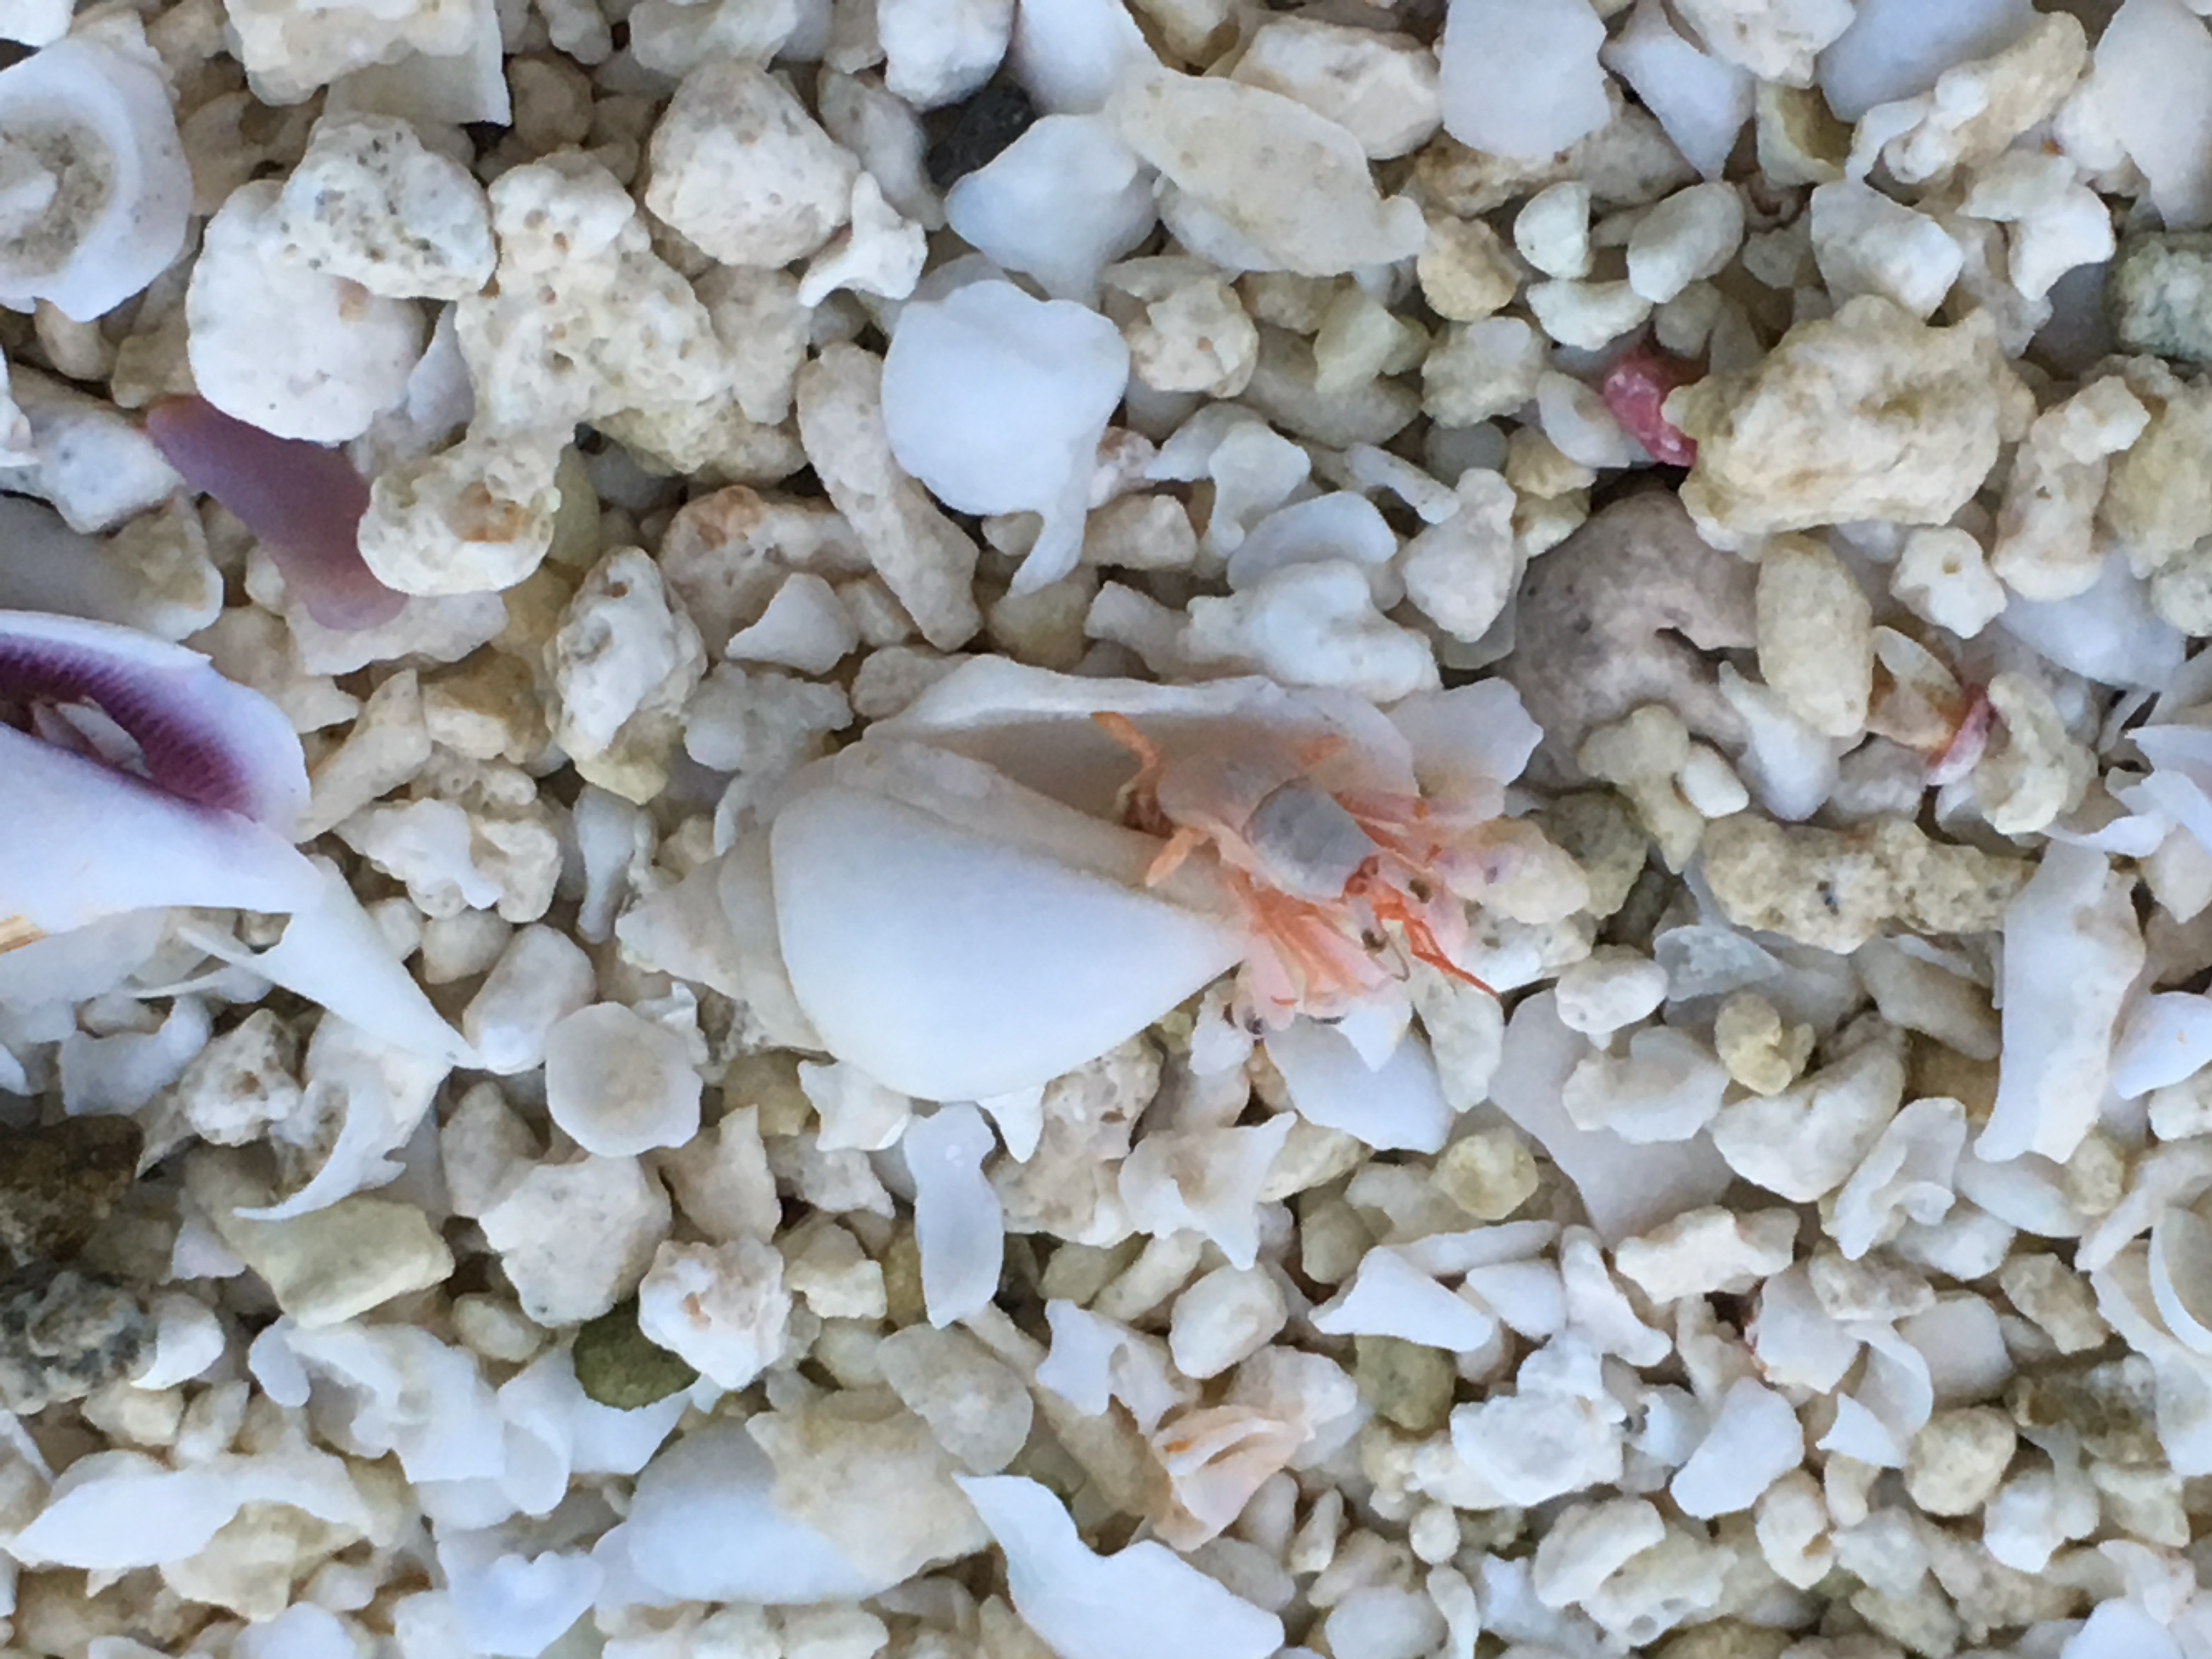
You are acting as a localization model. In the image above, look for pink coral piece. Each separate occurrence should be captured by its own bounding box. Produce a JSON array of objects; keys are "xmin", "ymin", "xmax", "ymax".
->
[
  {"xmin": 1600, "ymin": 344, "xmax": 1702, "ymax": 468},
  {"xmin": 145, "ymin": 396, "xmax": 405, "ymax": 631}
]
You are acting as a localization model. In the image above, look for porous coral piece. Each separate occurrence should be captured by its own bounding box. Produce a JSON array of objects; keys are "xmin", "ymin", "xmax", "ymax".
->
[
  {"xmin": 1988, "ymin": 377, "xmax": 2147, "ymax": 605},
  {"xmin": 356, "ymin": 427, "xmax": 563, "ymax": 597},
  {"xmin": 458, "ymin": 153, "xmax": 726, "ymax": 437},
  {"xmin": 1669, "ymin": 296, "xmax": 2030, "ymax": 546},
  {"xmin": 1871, "ymin": 12, "xmax": 2089, "ymax": 187},
  {"xmin": 274, "ymin": 112, "xmax": 494, "ymax": 301},
  {"xmin": 1699, "ymin": 813, "xmax": 2033, "ymax": 953}
]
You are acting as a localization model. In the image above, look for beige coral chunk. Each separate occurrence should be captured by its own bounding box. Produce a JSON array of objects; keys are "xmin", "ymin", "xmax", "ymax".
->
[
  {"xmin": 1669, "ymin": 296, "xmax": 2031, "ymax": 545},
  {"xmin": 1700, "ymin": 813, "xmax": 2034, "ymax": 953},
  {"xmin": 1872, "ymin": 14, "xmax": 2090, "ymax": 188},
  {"xmin": 224, "ymin": 0, "xmax": 479, "ymax": 104},
  {"xmin": 1418, "ymin": 215, "xmax": 1523, "ymax": 323},
  {"xmin": 547, "ymin": 546, "xmax": 708, "ymax": 803},
  {"xmin": 643, "ymin": 59, "xmax": 859, "ymax": 267},
  {"xmin": 457, "ymin": 153, "xmax": 727, "ymax": 436},
  {"xmin": 1107, "ymin": 73, "xmax": 1425, "ymax": 276},
  {"xmin": 1991, "ymin": 375, "xmax": 2151, "ymax": 601},
  {"xmin": 794, "ymin": 343, "xmax": 981, "ymax": 651},
  {"xmin": 1971, "ymin": 673, "xmax": 2094, "ymax": 837},
  {"xmin": 1756, "ymin": 534, "xmax": 1872, "ymax": 739},
  {"xmin": 2101, "ymin": 357, "xmax": 2212, "ymax": 574},
  {"xmin": 357, "ymin": 427, "xmax": 566, "ymax": 597},
  {"xmin": 1229, "ymin": 16, "xmax": 1441, "ymax": 160}
]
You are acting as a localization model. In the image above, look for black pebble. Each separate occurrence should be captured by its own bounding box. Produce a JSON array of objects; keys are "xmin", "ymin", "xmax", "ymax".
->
[{"xmin": 925, "ymin": 84, "xmax": 1039, "ymax": 191}]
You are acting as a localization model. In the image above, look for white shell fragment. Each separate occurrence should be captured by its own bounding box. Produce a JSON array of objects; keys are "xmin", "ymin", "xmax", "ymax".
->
[
  {"xmin": 0, "ymin": 611, "xmax": 327, "ymax": 949},
  {"xmin": 958, "ymin": 1476, "xmax": 1285, "ymax": 1659},
  {"xmin": 544, "ymin": 1002, "xmax": 703, "ymax": 1156},
  {"xmin": 1981, "ymin": 843, "xmax": 2145, "ymax": 1164},
  {"xmin": 905, "ymin": 1103, "xmax": 1005, "ymax": 1327},
  {"xmin": 766, "ymin": 713, "xmax": 1243, "ymax": 1100},
  {"xmin": 1437, "ymin": 0, "xmax": 1611, "ymax": 162},
  {"xmin": 881, "ymin": 278, "xmax": 1131, "ymax": 592}
]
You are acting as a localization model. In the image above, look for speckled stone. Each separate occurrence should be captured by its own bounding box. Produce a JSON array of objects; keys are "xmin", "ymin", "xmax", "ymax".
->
[
  {"xmin": 0, "ymin": 1116, "xmax": 142, "ymax": 1267},
  {"xmin": 0, "ymin": 1264, "xmax": 152, "ymax": 1412},
  {"xmin": 2112, "ymin": 233, "xmax": 2212, "ymax": 364},
  {"xmin": 572, "ymin": 1296, "xmax": 697, "ymax": 1409},
  {"xmin": 1354, "ymin": 1334, "xmax": 1456, "ymax": 1435}
]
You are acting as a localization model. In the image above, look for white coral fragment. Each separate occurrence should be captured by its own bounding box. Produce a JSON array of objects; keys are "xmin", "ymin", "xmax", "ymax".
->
[{"xmin": 0, "ymin": 37, "xmax": 190, "ymax": 322}]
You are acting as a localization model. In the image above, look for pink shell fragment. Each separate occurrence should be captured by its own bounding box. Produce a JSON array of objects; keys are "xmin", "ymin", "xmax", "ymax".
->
[
  {"xmin": 1600, "ymin": 345, "xmax": 1701, "ymax": 468},
  {"xmin": 145, "ymin": 396, "xmax": 405, "ymax": 631}
]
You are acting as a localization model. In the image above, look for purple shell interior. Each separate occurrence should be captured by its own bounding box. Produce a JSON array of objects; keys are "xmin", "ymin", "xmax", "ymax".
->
[
  {"xmin": 145, "ymin": 396, "xmax": 406, "ymax": 631},
  {"xmin": 0, "ymin": 632, "xmax": 269, "ymax": 821}
]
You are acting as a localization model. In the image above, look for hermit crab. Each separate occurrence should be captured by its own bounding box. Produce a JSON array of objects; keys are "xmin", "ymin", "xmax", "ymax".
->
[{"xmin": 744, "ymin": 660, "xmax": 1545, "ymax": 1104}]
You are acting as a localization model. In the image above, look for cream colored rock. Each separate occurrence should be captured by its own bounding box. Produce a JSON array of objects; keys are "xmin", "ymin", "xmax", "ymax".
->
[
  {"xmin": 1229, "ymin": 17, "xmax": 1442, "ymax": 160},
  {"xmin": 1399, "ymin": 469, "xmax": 1520, "ymax": 643},
  {"xmin": 1418, "ymin": 215, "xmax": 1522, "ymax": 324},
  {"xmin": 458, "ymin": 154, "xmax": 726, "ymax": 436},
  {"xmin": 877, "ymin": 0, "xmax": 1013, "ymax": 109},
  {"xmin": 1971, "ymin": 672, "xmax": 2094, "ymax": 837},
  {"xmin": 1989, "ymin": 377, "xmax": 2148, "ymax": 601},
  {"xmin": 1756, "ymin": 534, "xmax": 1872, "ymax": 739},
  {"xmin": 224, "ymin": 0, "xmax": 481, "ymax": 104},
  {"xmin": 794, "ymin": 344, "xmax": 981, "ymax": 651},
  {"xmin": 1904, "ymin": 1408, "xmax": 2016, "ymax": 1516},
  {"xmin": 2097, "ymin": 358, "xmax": 2212, "ymax": 577},
  {"xmin": 1808, "ymin": 180, "xmax": 1962, "ymax": 320},
  {"xmin": 1713, "ymin": 991, "xmax": 1813, "ymax": 1097},
  {"xmin": 1626, "ymin": 182, "xmax": 1745, "ymax": 305},
  {"xmin": 645, "ymin": 60, "xmax": 858, "ymax": 267},
  {"xmin": 1110, "ymin": 259, "xmax": 1259, "ymax": 397},
  {"xmin": 1514, "ymin": 183, "xmax": 1592, "ymax": 281},
  {"xmin": 275, "ymin": 114, "xmax": 494, "ymax": 301},
  {"xmin": 1673, "ymin": 0, "xmax": 1855, "ymax": 86},
  {"xmin": 357, "ymin": 428, "xmax": 566, "ymax": 596},
  {"xmin": 636, "ymin": 1236, "xmax": 791, "ymax": 1388},
  {"xmin": 1870, "ymin": 13, "xmax": 2090, "ymax": 188},
  {"xmin": 1526, "ymin": 280, "xmax": 1652, "ymax": 352},
  {"xmin": 1671, "ymin": 297, "xmax": 2029, "ymax": 545},
  {"xmin": 479, "ymin": 1154, "xmax": 671, "ymax": 1325},
  {"xmin": 1614, "ymin": 1205, "xmax": 1798, "ymax": 1302},
  {"xmin": 1893, "ymin": 527, "xmax": 2007, "ymax": 637},
  {"xmin": 1700, "ymin": 814, "xmax": 2031, "ymax": 954},
  {"xmin": 1423, "ymin": 318, "xmax": 1545, "ymax": 427},
  {"xmin": 548, "ymin": 546, "xmax": 708, "ymax": 803},
  {"xmin": 1108, "ymin": 72, "xmax": 1424, "ymax": 276},
  {"xmin": 1183, "ymin": 560, "xmax": 1440, "ymax": 702}
]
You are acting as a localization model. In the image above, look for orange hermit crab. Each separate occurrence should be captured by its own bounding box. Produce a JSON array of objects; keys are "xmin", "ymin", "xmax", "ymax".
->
[{"xmin": 1094, "ymin": 709, "xmax": 1498, "ymax": 1030}]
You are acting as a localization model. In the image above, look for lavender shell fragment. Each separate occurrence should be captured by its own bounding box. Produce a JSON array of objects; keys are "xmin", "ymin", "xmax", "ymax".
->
[{"xmin": 144, "ymin": 396, "xmax": 407, "ymax": 632}]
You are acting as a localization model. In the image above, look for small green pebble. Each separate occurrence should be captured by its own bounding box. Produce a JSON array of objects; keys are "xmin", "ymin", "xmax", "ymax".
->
[
  {"xmin": 1353, "ymin": 1335, "xmax": 1456, "ymax": 1435},
  {"xmin": 2112, "ymin": 232, "xmax": 2212, "ymax": 364},
  {"xmin": 571, "ymin": 1298, "xmax": 696, "ymax": 1409}
]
